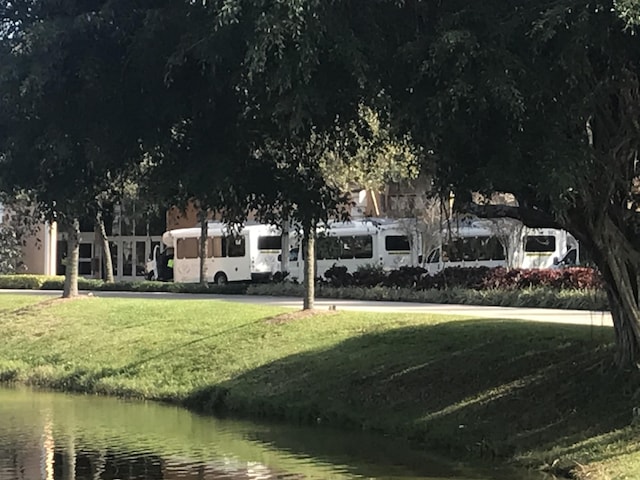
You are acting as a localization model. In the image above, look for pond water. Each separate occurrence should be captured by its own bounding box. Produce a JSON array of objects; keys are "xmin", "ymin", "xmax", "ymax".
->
[{"xmin": 0, "ymin": 388, "xmax": 548, "ymax": 480}]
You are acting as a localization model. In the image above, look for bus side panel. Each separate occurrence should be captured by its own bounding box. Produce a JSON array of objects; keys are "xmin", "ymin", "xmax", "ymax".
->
[{"xmin": 173, "ymin": 258, "xmax": 200, "ymax": 283}]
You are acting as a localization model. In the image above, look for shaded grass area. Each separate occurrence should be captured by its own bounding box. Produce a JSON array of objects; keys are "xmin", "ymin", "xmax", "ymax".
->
[{"xmin": 0, "ymin": 293, "xmax": 637, "ymax": 479}]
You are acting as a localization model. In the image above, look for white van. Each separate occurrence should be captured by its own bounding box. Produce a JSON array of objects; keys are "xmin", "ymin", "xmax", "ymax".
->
[
  {"xmin": 423, "ymin": 219, "xmax": 579, "ymax": 273},
  {"xmin": 160, "ymin": 224, "xmax": 252, "ymax": 284},
  {"xmin": 515, "ymin": 228, "xmax": 579, "ymax": 269},
  {"xmin": 244, "ymin": 223, "xmax": 283, "ymax": 281},
  {"xmin": 288, "ymin": 218, "xmax": 422, "ymax": 279},
  {"xmin": 424, "ymin": 221, "xmax": 508, "ymax": 274}
]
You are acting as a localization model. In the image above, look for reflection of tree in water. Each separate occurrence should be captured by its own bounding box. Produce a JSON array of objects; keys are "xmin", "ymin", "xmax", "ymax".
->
[
  {"xmin": 46, "ymin": 445, "xmax": 303, "ymax": 480},
  {"xmin": 51, "ymin": 449, "xmax": 163, "ymax": 480}
]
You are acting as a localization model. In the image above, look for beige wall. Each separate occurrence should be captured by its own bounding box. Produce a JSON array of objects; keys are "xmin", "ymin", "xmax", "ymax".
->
[
  {"xmin": 21, "ymin": 222, "xmax": 57, "ymax": 275},
  {"xmin": 166, "ymin": 202, "xmax": 259, "ymax": 230}
]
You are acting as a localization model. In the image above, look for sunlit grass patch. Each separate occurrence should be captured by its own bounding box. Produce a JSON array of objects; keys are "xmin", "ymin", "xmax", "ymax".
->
[
  {"xmin": 0, "ymin": 292, "xmax": 57, "ymax": 313},
  {"xmin": 0, "ymin": 296, "xmax": 633, "ymax": 479}
]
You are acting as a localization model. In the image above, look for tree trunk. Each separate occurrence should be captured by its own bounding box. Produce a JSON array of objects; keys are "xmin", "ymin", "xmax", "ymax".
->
[
  {"xmin": 606, "ymin": 283, "xmax": 640, "ymax": 367},
  {"xmin": 63, "ymin": 218, "xmax": 80, "ymax": 298},
  {"xmin": 95, "ymin": 211, "xmax": 114, "ymax": 283},
  {"xmin": 594, "ymin": 238, "xmax": 640, "ymax": 368},
  {"xmin": 303, "ymin": 224, "xmax": 315, "ymax": 310},
  {"xmin": 573, "ymin": 213, "xmax": 640, "ymax": 368},
  {"xmin": 62, "ymin": 436, "xmax": 76, "ymax": 480},
  {"xmin": 280, "ymin": 218, "xmax": 290, "ymax": 275},
  {"xmin": 462, "ymin": 200, "xmax": 640, "ymax": 367},
  {"xmin": 199, "ymin": 213, "xmax": 208, "ymax": 285}
]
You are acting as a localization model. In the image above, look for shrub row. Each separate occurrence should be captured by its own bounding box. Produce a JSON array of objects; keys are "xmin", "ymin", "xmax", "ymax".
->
[
  {"xmin": 0, "ymin": 269, "xmax": 607, "ymax": 311},
  {"xmin": 322, "ymin": 265, "xmax": 603, "ymax": 291},
  {"xmin": 0, "ymin": 275, "xmax": 248, "ymax": 295}
]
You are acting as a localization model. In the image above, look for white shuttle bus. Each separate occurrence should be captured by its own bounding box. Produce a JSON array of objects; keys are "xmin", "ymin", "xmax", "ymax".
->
[
  {"xmin": 515, "ymin": 228, "xmax": 579, "ymax": 269},
  {"xmin": 244, "ymin": 223, "xmax": 283, "ymax": 281},
  {"xmin": 423, "ymin": 218, "xmax": 580, "ymax": 273},
  {"xmin": 289, "ymin": 218, "xmax": 422, "ymax": 280},
  {"xmin": 424, "ymin": 220, "xmax": 508, "ymax": 274},
  {"xmin": 161, "ymin": 224, "xmax": 252, "ymax": 284}
]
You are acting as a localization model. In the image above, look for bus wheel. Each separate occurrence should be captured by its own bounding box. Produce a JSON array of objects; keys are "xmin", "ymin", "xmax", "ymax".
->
[{"xmin": 214, "ymin": 272, "xmax": 228, "ymax": 285}]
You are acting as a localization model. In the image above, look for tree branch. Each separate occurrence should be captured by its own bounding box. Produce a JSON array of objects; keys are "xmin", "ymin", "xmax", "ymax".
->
[{"xmin": 459, "ymin": 202, "xmax": 563, "ymax": 229}]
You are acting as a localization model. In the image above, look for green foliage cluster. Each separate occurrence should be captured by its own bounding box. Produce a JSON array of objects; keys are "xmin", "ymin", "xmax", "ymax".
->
[{"xmin": 0, "ymin": 225, "xmax": 24, "ymax": 274}]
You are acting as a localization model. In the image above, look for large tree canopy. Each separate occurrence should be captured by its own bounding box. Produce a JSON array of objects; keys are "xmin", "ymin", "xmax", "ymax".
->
[
  {"xmin": 376, "ymin": 0, "xmax": 640, "ymax": 366},
  {"xmin": 0, "ymin": 0, "xmax": 179, "ymax": 296},
  {"xmin": 3, "ymin": 0, "xmax": 640, "ymax": 364}
]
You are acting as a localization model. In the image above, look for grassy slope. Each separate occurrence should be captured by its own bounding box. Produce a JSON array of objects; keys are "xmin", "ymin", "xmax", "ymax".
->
[{"xmin": 0, "ymin": 293, "xmax": 638, "ymax": 479}]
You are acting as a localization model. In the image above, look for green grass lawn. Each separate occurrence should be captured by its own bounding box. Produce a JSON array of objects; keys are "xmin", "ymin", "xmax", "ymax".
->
[{"xmin": 0, "ymin": 293, "xmax": 637, "ymax": 479}]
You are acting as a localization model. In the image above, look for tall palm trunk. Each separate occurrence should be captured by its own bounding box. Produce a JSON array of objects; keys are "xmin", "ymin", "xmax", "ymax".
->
[
  {"xmin": 62, "ymin": 218, "xmax": 80, "ymax": 298},
  {"xmin": 303, "ymin": 223, "xmax": 315, "ymax": 310}
]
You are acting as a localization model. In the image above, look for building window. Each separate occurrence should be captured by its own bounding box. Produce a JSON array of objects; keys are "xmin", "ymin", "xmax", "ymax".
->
[
  {"xmin": 136, "ymin": 241, "xmax": 146, "ymax": 276},
  {"xmin": 123, "ymin": 241, "xmax": 133, "ymax": 276}
]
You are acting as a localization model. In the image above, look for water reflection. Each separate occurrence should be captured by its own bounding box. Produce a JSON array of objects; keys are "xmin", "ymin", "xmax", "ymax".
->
[{"xmin": 0, "ymin": 388, "xmax": 546, "ymax": 480}]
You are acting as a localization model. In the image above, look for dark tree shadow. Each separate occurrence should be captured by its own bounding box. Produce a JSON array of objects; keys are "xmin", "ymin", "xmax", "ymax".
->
[{"xmin": 184, "ymin": 319, "xmax": 638, "ymax": 466}]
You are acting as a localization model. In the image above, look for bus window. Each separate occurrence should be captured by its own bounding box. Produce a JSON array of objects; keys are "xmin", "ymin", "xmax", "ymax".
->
[
  {"xmin": 258, "ymin": 235, "xmax": 282, "ymax": 251},
  {"xmin": 211, "ymin": 236, "xmax": 224, "ymax": 257},
  {"xmin": 205, "ymin": 238, "xmax": 215, "ymax": 258},
  {"xmin": 485, "ymin": 237, "xmax": 506, "ymax": 260},
  {"xmin": 341, "ymin": 235, "xmax": 373, "ymax": 259},
  {"xmin": 225, "ymin": 236, "xmax": 246, "ymax": 257},
  {"xmin": 385, "ymin": 235, "xmax": 410, "ymax": 252},
  {"xmin": 443, "ymin": 238, "xmax": 464, "ymax": 262},
  {"xmin": 177, "ymin": 238, "xmax": 199, "ymax": 259},
  {"xmin": 525, "ymin": 235, "xmax": 556, "ymax": 253},
  {"xmin": 317, "ymin": 236, "xmax": 341, "ymax": 260},
  {"xmin": 442, "ymin": 236, "xmax": 506, "ymax": 262},
  {"xmin": 426, "ymin": 248, "xmax": 440, "ymax": 263},
  {"xmin": 469, "ymin": 236, "xmax": 506, "ymax": 261}
]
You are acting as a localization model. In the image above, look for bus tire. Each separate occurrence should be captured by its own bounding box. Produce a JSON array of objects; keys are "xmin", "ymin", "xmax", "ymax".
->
[{"xmin": 214, "ymin": 272, "xmax": 228, "ymax": 285}]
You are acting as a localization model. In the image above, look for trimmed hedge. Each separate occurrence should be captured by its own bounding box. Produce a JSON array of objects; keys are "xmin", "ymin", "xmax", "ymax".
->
[
  {"xmin": 0, "ymin": 275, "xmax": 248, "ymax": 295},
  {"xmin": 0, "ymin": 274, "xmax": 62, "ymax": 289}
]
